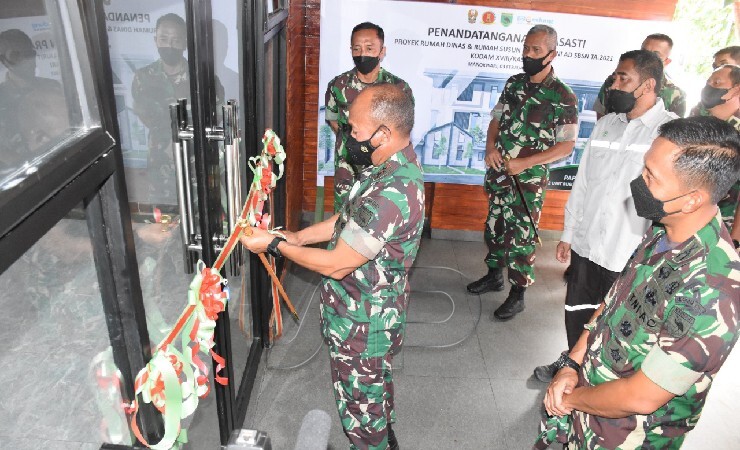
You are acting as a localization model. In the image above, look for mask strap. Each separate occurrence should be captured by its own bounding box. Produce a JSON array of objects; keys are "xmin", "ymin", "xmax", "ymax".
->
[{"xmin": 664, "ymin": 189, "xmax": 696, "ymax": 203}]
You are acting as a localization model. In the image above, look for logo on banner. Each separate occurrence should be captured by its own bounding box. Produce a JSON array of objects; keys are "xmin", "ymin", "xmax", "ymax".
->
[
  {"xmin": 501, "ymin": 13, "xmax": 513, "ymax": 27},
  {"xmin": 468, "ymin": 9, "xmax": 478, "ymax": 24},
  {"xmin": 517, "ymin": 15, "xmax": 555, "ymax": 25},
  {"xmin": 481, "ymin": 11, "xmax": 495, "ymax": 25}
]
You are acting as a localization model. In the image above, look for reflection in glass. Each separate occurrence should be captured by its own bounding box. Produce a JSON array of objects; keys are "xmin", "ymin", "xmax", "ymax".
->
[
  {"xmin": 0, "ymin": 217, "xmax": 131, "ymax": 447},
  {"xmin": 0, "ymin": 27, "xmax": 69, "ymax": 185}
]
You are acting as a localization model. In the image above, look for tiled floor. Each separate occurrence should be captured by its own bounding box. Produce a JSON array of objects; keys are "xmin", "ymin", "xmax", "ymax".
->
[
  {"xmin": 1, "ymin": 224, "xmax": 736, "ymax": 449},
  {"xmin": 244, "ymin": 237, "xmax": 740, "ymax": 450}
]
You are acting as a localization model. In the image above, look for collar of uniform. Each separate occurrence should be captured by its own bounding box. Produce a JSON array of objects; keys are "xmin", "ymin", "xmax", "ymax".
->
[
  {"xmin": 646, "ymin": 211, "xmax": 725, "ymax": 269},
  {"xmin": 540, "ymin": 68, "xmax": 558, "ymax": 89},
  {"xmin": 358, "ymin": 143, "xmax": 414, "ymax": 181},
  {"xmin": 616, "ymin": 99, "xmax": 667, "ymax": 126},
  {"xmin": 351, "ymin": 66, "xmax": 386, "ymax": 84}
]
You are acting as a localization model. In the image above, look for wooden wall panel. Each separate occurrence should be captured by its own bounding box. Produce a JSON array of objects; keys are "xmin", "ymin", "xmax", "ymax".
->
[
  {"xmin": 285, "ymin": 0, "xmax": 307, "ymax": 231},
  {"xmin": 286, "ymin": 0, "xmax": 677, "ymax": 232}
]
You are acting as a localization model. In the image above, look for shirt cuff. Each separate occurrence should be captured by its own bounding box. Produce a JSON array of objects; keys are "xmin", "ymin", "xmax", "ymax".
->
[
  {"xmin": 560, "ymin": 227, "xmax": 574, "ymax": 244},
  {"xmin": 339, "ymin": 219, "xmax": 384, "ymax": 260},
  {"xmin": 325, "ymin": 110, "xmax": 339, "ymax": 121},
  {"xmin": 642, "ymin": 345, "xmax": 702, "ymax": 396}
]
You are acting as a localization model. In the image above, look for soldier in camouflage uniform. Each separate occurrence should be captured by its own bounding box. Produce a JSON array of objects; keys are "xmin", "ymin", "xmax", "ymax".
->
[
  {"xmin": 325, "ymin": 22, "xmax": 413, "ymax": 213},
  {"xmin": 242, "ymin": 85, "xmax": 423, "ymax": 450},
  {"xmin": 594, "ymin": 34, "xmax": 686, "ymax": 118},
  {"xmin": 467, "ymin": 25, "xmax": 578, "ymax": 321},
  {"xmin": 690, "ymin": 64, "xmax": 740, "ymax": 250},
  {"xmin": 541, "ymin": 117, "xmax": 740, "ymax": 449},
  {"xmin": 131, "ymin": 13, "xmax": 223, "ymax": 206}
]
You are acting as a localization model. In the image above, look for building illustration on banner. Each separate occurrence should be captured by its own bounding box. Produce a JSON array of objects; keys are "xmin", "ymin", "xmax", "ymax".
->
[{"xmin": 317, "ymin": 70, "xmax": 600, "ymax": 187}]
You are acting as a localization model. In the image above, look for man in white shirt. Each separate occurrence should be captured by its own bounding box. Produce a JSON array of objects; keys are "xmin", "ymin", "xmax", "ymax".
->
[{"xmin": 533, "ymin": 49, "xmax": 678, "ymax": 382}]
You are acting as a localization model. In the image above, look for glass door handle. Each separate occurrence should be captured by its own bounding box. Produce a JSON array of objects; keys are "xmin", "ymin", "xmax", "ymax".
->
[
  {"xmin": 170, "ymin": 99, "xmax": 242, "ymax": 276},
  {"xmin": 220, "ymin": 101, "xmax": 243, "ymax": 277},
  {"xmin": 170, "ymin": 99, "xmax": 198, "ymax": 274}
]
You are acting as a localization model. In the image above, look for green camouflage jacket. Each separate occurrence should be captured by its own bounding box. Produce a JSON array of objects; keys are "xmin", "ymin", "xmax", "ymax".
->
[
  {"xmin": 324, "ymin": 67, "xmax": 413, "ymax": 208},
  {"xmin": 319, "ymin": 144, "xmax": 424, "ymax": 357},
  {"xmin": 570, "ymin": 212, "xmax": 740, "ymax": 449},
  {"xmin": 594, "ymin": 74, "xmax": 687, "ymax": 117},
  {"xmin": 492, "ymin": 69, "xmax": 578, "ymax": 184}
]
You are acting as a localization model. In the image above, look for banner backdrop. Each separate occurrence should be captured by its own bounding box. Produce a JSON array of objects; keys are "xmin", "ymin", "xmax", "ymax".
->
[{"xmin": 317, "ymin": 0, "xmax": 673, "ymax": 190}]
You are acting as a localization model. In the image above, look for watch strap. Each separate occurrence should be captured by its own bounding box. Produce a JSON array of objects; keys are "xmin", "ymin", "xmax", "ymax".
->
[
  {"xmin": 556, "ymin": 351, "xmax": 581, "ymax": 372},
  {"xmin": 267, "ymin": 236, "xmax": 286, "ymax": 258}
]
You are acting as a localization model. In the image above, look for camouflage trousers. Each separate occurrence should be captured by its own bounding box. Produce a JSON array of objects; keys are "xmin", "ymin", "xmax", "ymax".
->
[
  {"xmin": 328, "ymin": 331, "xmax": 401, "ymax": 450},
  {"xmin": 483, "ymin": 166, "xmax": 547, "ymax": 287}
]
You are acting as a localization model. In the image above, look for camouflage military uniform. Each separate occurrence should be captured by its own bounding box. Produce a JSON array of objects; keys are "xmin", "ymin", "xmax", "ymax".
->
[
  {"xmin": 567, "ymin": 212, "xmax": 740, "ymax": 448},
  {"xmin": 320, "ymin": 144, "xmax": 424, "ymax": 449},
  {"xmin": 594, "ymin": 74, "xmax": 687, "ymax": 117},
  {"xmin": 484, "ymin": 70, "xmax": 578, "ymax": 287},
  {"xmin": 131, "ymin": 60, "xmax": 224, "ymax": 205},
  {"xmin": 324, "ymin": 68, "xmax": 413, "ymax": 212},
  {"xmin": 690, "ymin": 107, "xmax": 740, "ymax": 230}
]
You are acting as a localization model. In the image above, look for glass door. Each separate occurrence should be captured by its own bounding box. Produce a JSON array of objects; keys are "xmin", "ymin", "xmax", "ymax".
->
[{"xmin": 102, "ymin": 0, "xmax": 269, "ymax": 446}]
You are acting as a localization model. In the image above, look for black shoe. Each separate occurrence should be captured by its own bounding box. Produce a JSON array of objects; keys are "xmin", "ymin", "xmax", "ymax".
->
[
  {"xmin": 492, "ymin": 285, "xmax": 525, "ymax": 320},
  {"xmin": 533, "ymin": 360, "xmax": 558, "ymax": 382},
  {"xmin": 466, "ymin": 268, "xmax": 505, "ymax": 294},
  {"xmin": 388, "ymin": 424, "xmax": 399, "ymax": 450}
]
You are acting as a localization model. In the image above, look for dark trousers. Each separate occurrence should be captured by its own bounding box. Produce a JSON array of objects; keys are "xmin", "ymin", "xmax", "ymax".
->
[{"xmin": 564, "ymin": 250, "xmax": 620, "ymax": 349}]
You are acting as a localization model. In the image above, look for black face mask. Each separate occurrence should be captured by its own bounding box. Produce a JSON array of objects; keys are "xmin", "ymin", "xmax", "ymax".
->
[
  {"xmin": 353, "ymin": 55, "xmax": 380, "ymax": 75},
  {"xmin": 630, "ymin": 175, "xmax": 693, "ymax": 222},
  {"xmin": 605, "ymin": 82, "xmax": 644, "ymax": 114},
  {"xmin": 522, "ymin": 50, "xmax": 552, "ymax": 77},
  {"xmin": 158, "ymin": 47, "xmax": 184, "ymax": 66},
  {"xmin": 700, "ymin": 85, "xmax": 729, "ymax": 110},
  {"xmin": 345, "ymin": 125, "xmax": 384, "ymax": 167}
]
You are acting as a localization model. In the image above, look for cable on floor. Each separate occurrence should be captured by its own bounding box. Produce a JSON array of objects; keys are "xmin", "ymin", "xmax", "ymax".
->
[{"xmin": 266, "ymin": 265, "xmax": 481, "ymax": 370}]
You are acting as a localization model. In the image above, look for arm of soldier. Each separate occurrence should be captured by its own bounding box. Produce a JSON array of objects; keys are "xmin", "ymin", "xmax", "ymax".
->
[
  {"xmin": 240, "ymin": 227, "xmax": 367, "ymax": 279},
  {"xmin": 544, "ymin": 303, "xmax": 605, "ymax": 416},
  {"xmin": 506, "ymin": 137, "xmax": 576, "ymax": 175},
  {"xmin": 559, "ymin": 369, "xmax": 675, "ymax": 418},
  {"xmin": 277, "ymin": 237, "xmax": 368, "ymax": 280},
  {"xmin": 485, "ymin": 113, "xmax": 503, "ymax": 169},
  {"xmin": 325, "ymin": 82, "xmax": 340, "ymax": 135},
  {"xmin": 506, "ymin": 90, "xmax": 579, "ymax": 175},
  {"xmin": 290, "ymin": 214, "xmax": 340, "ymax": 246}
]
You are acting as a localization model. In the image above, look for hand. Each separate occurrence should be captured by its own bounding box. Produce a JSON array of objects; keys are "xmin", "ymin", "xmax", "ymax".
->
[
  {"xmin": 544, "ymin": 367, "xmax": 578, "ymax": 417},
  {"xmin": 485, "ymin": 148, "xmax": 504, "ymax": 170},
  {"xmin": 239, "ymin": 227, "xmax": 275, "ymax": 254},
  {"xmin": 556, "ymin": 241, "xmax": 571, "ymax": 263},
  {"xmin": 504, "ymin": 157, "xmax": 528, "ymax": 176}
]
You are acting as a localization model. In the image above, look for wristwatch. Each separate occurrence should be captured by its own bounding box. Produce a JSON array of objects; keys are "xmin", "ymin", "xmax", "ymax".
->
[
  {"xmin": 554, "ymin": 351, "xmax": 581, "ymax": 372},
  {"xmin": 266, "ymin": 236, "xmax": 286, "ymax": 258}
]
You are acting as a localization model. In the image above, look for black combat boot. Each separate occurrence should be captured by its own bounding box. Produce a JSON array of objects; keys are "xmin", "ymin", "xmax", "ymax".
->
[
  {"xmin": 533, "ymin": 360, "xmax": 559, "ymax": 382},
  {"xmin": 466, "ymin": 267, "xmax": 505, "ymax": 294},
  {"xmin": 388, "ymin": 424, "xmax": 399, "ymax": 450},
  {"xmin": 492, "ymin": 284, "xmax": 525, "ymax": 320}
]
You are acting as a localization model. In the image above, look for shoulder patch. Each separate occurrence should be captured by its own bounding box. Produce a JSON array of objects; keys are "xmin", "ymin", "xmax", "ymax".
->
[
  {"xmin": 353, "ymin": 197, "xmax": 379, "ymax": 228},
  {"xmin": 665, "ymin": 307, "xmax": 695, "ymax": 338}
]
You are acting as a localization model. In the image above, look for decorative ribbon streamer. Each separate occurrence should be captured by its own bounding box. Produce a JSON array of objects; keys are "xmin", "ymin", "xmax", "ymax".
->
[{"xmin": 126, "ymin": 129, "xmax": 292, "ymax": 449}]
